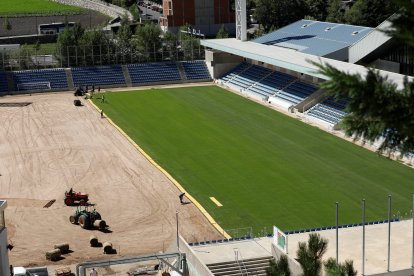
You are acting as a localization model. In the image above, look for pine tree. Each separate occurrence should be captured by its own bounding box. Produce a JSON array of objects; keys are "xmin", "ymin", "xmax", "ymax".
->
[
  {"xmin": 296, "ymin": 233, "xmax": 328, "ymax": 276},
  {"xmin": 216, "ymin": 25, "xmax": 229, "ymax": 39},
  {"xmin": 311, "ymin": 0, "xmax": 414, "ymax": 156},
  {"xmin": 324, "ymin": 258, "xmax": 357, "ymax": 276},
  {"xmin": 266, "ymin": 254, "xmax": 291, "ymax": 276}
]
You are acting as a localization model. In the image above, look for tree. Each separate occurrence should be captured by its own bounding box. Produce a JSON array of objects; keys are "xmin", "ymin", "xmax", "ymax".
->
[
  {"xmin": 133, "ymin": 23, "xmax": 162, "ymax": 60},
  {"xmin": 311, "ymin": 0, "xmax": 414, "ymax": 156},
  {"xmin": 216, "ymin": 25, "xmax": 229, "ymax": 39},
  {"xmin": 129, "ymin": 4, "xmax": 141, "ymax": 21},
  {"xmin": 324, "ymin": 258, "xmax": 357, "ymax": 276},
  {"xmin": 386, "ymin": 0, "xmax": 414, "ymax": 47},
  {"xmin": 56, "ymin": 23, "xmax": 85, "ymax": 66},
  {"xmin": 179, "ymin": 25, "xmax": 200, "ymax": 60},
  {"xmin": 326, "ymin": 0, "xmax": 345, "ymax": 23},
  {"xmin": 163, "ymin": 31, "xmax": 178, "ymax": 60},
  {"xmin": 304, "ymin": 0, "xmax": 328, "ymax": 21},
  {"xmin": 296, "ymin": 233, "xmax": 328, "ymax": 276},
  {"xmin": 254, "ymin": 0, "xmax": 308, "ymax": 32},
  {"xmin": 266, "ymin": 254, "xmax": 291, "ymax": 276},
  {"xmin": 312, "ymin": 57, "xmax": 414, "ymax": 156},
  {"xmin": 4, "ymin": 17, "xmax": 12, "ymax": 31},
  {"xmin": 121, "ymin": 0, "xmax": 135, "ymax": 8},
  {"xmin": 344, "ymin": 0, "xmax": 398, "ymax": 27}
]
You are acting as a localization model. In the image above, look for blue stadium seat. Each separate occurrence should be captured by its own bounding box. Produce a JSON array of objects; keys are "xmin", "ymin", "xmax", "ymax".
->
[
  {"xmin": 72, "ymin": 65, "xmax": 125, "ymax": 87},
  {"xmin": 12, "ymin": 68, "xmax": 68, "ymax": 91},
  {"xmin": 127, "ymin": 61, "xmax": 181, "ymax": 84},
  {"xmin": 181, "ymin": 60, "xmax": 211, "ymax": 80},
  {"xmin": 307, "ymin": 97, "xmax": 348, "ymax": 125},
  {"xmin": 0, "ymin": 71, "xmax": 9, "ymax": 93}
]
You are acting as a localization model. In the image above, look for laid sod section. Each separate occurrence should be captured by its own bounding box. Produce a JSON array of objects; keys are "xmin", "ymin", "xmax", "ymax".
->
[
  {"xmin": 93, "ymin": 86, "xmax": 414, "ymax": 232},
  {"xmin": 0, "ymin": 0, "xmax": 83, "ymax": 16}
]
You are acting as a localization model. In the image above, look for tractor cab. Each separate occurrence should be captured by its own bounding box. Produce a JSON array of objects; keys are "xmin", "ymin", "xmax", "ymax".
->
[{"xmin": 64, "ymin": 189, "xmax": 89, "ymax": 206}]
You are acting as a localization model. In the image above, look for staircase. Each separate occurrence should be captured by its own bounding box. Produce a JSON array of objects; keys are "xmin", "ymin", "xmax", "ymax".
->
[
  {"xmin": 121, "ymin": 65, "xmax": 132, "ymax": 87},
  {"xmin": 207, "ymin": 256, "xmax": 273, "ymax": 276},
  {"xmin": 176, "ymin": 62, "xmax": 187, "ymax": 80},
  {"xmin": 64, "ymin": 68, "xmax": 74, "ymax": 90}
]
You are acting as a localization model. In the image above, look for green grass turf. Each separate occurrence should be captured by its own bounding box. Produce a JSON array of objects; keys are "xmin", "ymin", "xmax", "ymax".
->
[
  {"xmin": 0, "ymin": 0, "xmax": 82, "ymax": 16},
  {"xmin": 93, "ymin": 86, "xmax": 414, "ymax": 232}
]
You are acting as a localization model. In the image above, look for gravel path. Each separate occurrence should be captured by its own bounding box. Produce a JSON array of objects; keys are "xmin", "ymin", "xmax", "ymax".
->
[{"xmin": 52, "ymin": 0, "xmax": 133, "ymax": 20}]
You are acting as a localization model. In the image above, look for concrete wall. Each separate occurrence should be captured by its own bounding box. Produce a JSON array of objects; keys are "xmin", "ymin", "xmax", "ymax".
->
[
  {"xmin": 214, "ymin": 0, "xmax": 235, "ymax": 24},
  {"xmin": 349, "ymin": 20, "xmax": 393, "ymax": 64},
  {"xmin": 205, "ymin": 50, "xmax": 243, "ymax": 78},
  {"xmin": 0, "ymin": 227, "xmax": 10, "ymax": 276},
  {"xmin": 271, "ymin": 243, "xmax": 302, "ymax": 276},
  {"xmin": 324, "ymin": 47, "xmax": 349, "ymax": 62},
  {"xmin": 0, "ymin": 34, "xmax": 57, "ymax": 45},
  {"xmin": 179, "ymin": 236, "xmax": 214, "ymax": 276},
  {"xmin": 371, "ymin": 59, "xmax": 400, "ymax": 74}
]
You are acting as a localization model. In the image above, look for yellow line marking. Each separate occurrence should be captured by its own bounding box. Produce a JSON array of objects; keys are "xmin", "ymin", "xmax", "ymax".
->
[
  {"xmin": 210, "ymin": 197, "xmax": 223, "ymax": 207},
  {"xmin": 88, "ymin": 99, "xmax": 231, "ymax": 239}
]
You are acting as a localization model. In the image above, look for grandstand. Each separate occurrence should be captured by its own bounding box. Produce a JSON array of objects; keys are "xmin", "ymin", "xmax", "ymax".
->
[
  {"xmin": 0, "ymin": 71, "xmax": 8, "ymax": 93},
  {"xmin": 0, "ymin": 60, "xmax": 212, "ymax": 94},
  {"xmin": 127, "ymin": 62, "xmax": 182, "ymax": 84},
  {"xmin": 12, "ymin": 68, "xmax": 67, "ymax": 91},
  {"xmin": 71, "ymin": 65, "xmax": 126, "ymax": 87},
  {"xmin": 181, "ymin": 60, "xmax": 212, "ymax": 80},
  {"xmin": 306, "ymin": 98, "xmax": 348, "ymax": 125}
]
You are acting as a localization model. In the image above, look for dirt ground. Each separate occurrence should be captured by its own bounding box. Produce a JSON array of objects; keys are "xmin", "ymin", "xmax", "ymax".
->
[{"xmin": 0, "ymin": 92, "xmax": 222, "ymax": 267}]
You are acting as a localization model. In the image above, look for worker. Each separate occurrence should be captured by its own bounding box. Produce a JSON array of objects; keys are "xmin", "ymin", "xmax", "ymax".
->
[
  {"xmin": 90, "ymin": 268, "xmax": 98, "ymax": 276},
  {"xmin": 101, "ymin": 94, "xmax": 105, "ymax": 103},
  {"xmin": 69, "ymin": 188, "xmax": 73, "ymax": 195},
  {"xmin": 179, "ymin": 192, "xmax": 185, "ymax": 204},
  {"xmin": 92, "ymin": 84, "xmax": 95, "ymax": 92},
  {"xmin": 101, "ymin": 110, "xmax": 104, "ymax": 118}
]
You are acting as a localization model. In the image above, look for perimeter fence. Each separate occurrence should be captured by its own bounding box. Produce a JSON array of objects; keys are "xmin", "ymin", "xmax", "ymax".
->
[{"xmin": 0, "ymin": 40, "xmax": 205, "ymax": 71}]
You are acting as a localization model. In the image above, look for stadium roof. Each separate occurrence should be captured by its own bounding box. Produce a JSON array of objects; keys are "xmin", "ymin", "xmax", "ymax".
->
[
  {"xmin": 254, "ymin": 19, "xmax": 373, "ymax": 57},
  {"xmin": 201, "ymin": 38, "xmax": 411, "ymax": 89}
]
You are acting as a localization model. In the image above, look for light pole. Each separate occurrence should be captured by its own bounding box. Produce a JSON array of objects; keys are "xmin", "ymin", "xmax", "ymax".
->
[
  {"xmin": 336, "ymin": 202, "xmax": 339, "ymax": 265},
  {"xmin": 362, "ymin": 199, "xmax": 366, "ymax": 275},
  {"xmin": 176, "ymin": 210, "xmax": 180, "ymax": 251}
]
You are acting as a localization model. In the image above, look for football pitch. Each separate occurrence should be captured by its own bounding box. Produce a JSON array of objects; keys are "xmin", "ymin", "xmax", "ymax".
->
[
  {"xmin": 93, "ymin": 86, "xmax": 414, "ymax": 232},
  {"xmin": 0, "ymin": 0, "xmax": 82, "ymax": 16}
]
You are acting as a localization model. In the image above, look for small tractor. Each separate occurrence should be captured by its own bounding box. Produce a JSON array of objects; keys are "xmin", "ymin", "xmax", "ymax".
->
[
  {"xmin": 64, "ymin": 189, "xmax": 89, "ymax": 206},
  {"xmin": 74, "ymin": 86, "xmax": 86, "ymax": 96},
  {"xmin": 69, "ymin": 206, "xmax": 107, "ymax": 230}
]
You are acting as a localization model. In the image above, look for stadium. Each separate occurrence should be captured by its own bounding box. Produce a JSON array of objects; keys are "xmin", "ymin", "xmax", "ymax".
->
[{"xmin": 0, "ymin": 0, "xmax": 414, "ymax": 275}]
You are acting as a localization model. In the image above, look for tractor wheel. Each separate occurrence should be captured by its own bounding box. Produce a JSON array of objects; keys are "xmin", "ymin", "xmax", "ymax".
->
[
  {"xmin": 79, "ymin": 199, "xmax": 86, "ymax": 206},
  {"xmin": 64, "ymin": 198, "xmax": 73, "ymax": 206},
  {"xmin": 79, "ymin": 214, "xmax": 90, "ymax": 229},
  {"xmin": 94, "ymin": 212, "xmax": 102, "ymax": 220},
  {"xmin": 69, "ymin": 215, "xmax": 77, "ymax": 224}
]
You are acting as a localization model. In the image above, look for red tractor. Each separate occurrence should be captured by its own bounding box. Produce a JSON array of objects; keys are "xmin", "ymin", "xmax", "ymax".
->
[{"xmin": 64, "ymin": 189, "xmax": 89, "ymax": 206}]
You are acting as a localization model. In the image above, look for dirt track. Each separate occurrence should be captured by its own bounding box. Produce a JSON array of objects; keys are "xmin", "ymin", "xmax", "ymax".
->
[{"xmin": 0, "ymin": 92, "xmax": 221, "ymax": 267}]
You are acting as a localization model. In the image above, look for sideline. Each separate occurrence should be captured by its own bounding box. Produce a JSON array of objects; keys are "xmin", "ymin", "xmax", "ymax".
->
[{"xmin": 88, "ymin": 98, "xmax": 231, "ymax": 239}]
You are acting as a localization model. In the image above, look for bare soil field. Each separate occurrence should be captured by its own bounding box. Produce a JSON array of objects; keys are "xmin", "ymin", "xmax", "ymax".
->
[{"xmin": 0, "ymin": 92, "xmax": 221, "ymax": 267}]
